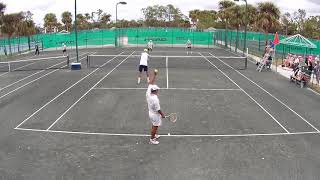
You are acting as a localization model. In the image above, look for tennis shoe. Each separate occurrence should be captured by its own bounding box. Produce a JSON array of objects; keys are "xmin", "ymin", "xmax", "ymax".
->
[{"xmin": 149, "ymin": 138, "xmax": 159, "ymax": 145}]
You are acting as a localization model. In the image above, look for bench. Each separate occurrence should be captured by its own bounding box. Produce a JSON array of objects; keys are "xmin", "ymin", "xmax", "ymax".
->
[{"xmin": 290, "ymin": 75, "xmax": 308, "ymax": 88}]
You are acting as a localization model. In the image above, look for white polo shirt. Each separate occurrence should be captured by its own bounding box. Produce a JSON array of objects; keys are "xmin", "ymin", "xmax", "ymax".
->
[
  {"xmin": 186, "ymin": 41, "xmax": 191, "ymax": 47},
  {"xmin": 140, "ymin": 52, "xmax": 149, "ymax": 66},
  {"xmin": 148, "ymin": 42, "xmax": 153, "ymax": 49},
  {"xmin": 146, "ymin": 85, "xmax": 160, "ymax": 115}
]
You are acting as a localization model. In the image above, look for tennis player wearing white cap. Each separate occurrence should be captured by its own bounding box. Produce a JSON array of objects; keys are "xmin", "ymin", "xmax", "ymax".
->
[
  {"xmin": 147, "ymin": 40, "xmax": 153, "ymax": 52},
  {"xmin": 138, "ymin": 49, "xmax": 150, "ymax": 84},
  {"xmin": 146, "ymin": 70, "xmax": 165, "ymax": 145}
]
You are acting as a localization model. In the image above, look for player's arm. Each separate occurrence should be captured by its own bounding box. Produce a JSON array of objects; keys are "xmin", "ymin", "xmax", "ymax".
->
[
  {"xmin": 149, "ymin": 70, "xmax": 157, "ymax": 84},
  {"xmin": 158, "ymin": 110, "xmax": 165, "ymax": 118}
]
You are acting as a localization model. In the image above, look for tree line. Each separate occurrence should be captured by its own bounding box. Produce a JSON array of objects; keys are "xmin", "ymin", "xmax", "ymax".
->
[{"xmin": 0, "ymin": 1, "xmax": 319, "ymax": 41}]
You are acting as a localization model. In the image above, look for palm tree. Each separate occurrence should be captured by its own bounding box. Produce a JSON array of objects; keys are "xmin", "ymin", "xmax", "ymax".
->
[
  {"xmin": 256, "ymin": 2, "xmax": 281, "ymax": 47},
  {"xmin": 61, "ymin": 11, "xmax": 72, "ymax": 31},
  {"xmin": 17, "ymin": 11, "xmax": 36, "ymax": 36},
  {"xmin": 189, "ymin": 9, "xmax": 200, "ymax": 27},
  {"xmin": 241, "ymin": 4, "xmax": 257, "ymax": 30},
  {"xmin": 1, "ymin": 13, "xmax": 23, "ymax": 54},
  {"xmin": 0, "ymin": 2, "xmax": 6, "ymax": 36},
  {"xmin": 44, "ymin": 13, "xmax": 58, "ymax": 33},
  {"xmin": 218, "ymin": 0, "xmax": 235, "ymax": 47},
  {"xmin": 227, "ymin": 5, "xmax": 242, "ymax": 51}
]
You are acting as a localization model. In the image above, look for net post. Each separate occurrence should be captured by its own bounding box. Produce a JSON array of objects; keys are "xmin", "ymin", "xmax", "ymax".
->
[
  {"xmin": 8, "ymin": 62, "xmax": 11, "ymax": 72},
  {"xmin": 86, "ymin": 55, "xmax": 89, "ymax": 68},
  {"xmin": 67, "ymin": 55, "xmax": 70, "ymax": 67},
  {"xmin": 245, "ymin": 48, "xmax": 248, "ymax": 70}
]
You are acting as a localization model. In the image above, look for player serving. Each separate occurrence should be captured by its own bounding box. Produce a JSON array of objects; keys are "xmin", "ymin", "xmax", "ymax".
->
[
  {"xmin": 137, "ymin": 49, "xmax": 150, "ymax": 84},
  {"xmin": 146, "ymin": 69, "xmax": 165, "ymax": 145},
  {"xmin": 147, "ymin": 40, "xmax": 153, "ymax": 53}
]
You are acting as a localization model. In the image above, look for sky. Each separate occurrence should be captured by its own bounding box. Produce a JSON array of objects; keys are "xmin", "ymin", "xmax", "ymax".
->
[{"xmin": 2, "ymin": 0, "xmax": 320, "ymax": 26}]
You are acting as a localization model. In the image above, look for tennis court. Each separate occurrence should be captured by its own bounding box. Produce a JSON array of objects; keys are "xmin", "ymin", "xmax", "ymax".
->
[{"xmin": 0, "ymin": 47, "xmax": 320, "ymax": 179}]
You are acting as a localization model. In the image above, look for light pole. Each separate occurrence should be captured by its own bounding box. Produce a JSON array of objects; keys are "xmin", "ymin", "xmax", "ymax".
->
[
  {"xmin": 115, "ymin": 1, "xmax": 127, "ymax": 47},
  {"xmin": 234, "ymin": 0, "xmax": 248, "ymax": 69},
  {"xmin": 74, "ymin": 0, "xmax": 79, "ymax": 62},
  {"xmin": 116, "ymin": 1, "xmax": 127, "ymax": 28}
]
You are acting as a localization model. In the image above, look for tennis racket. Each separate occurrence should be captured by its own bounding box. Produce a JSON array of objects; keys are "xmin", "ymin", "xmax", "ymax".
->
[{"xmin": 165, "ymin": 113, "xmax": 178, "ymax": 122}]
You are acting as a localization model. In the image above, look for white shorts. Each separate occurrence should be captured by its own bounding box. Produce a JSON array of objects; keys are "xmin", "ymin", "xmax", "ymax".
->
[{"xmin": 149, "ymin": 112, "xmax": 162, "ymax": 126}]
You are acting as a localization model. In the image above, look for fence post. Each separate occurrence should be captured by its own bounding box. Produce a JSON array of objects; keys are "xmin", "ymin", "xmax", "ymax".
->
[
  {"xmin": 258, "ymin": 32, "xmax": 261, "ymax": 52},
  {"xmin": 171, "ymin": 29, "xmax": 173, "ymax": 48},
  {"xmin": 235, "ymin": 30, "xmax": 238, "ymax": 53},
  {"xmin": 192, "ymin": 31, "xmax": 195, "ymax": 48},
  {"xmin": 229, "ymin": 31, "xmax": 232, "ymax": 51},
  {"xmin": 136, "ymin": 29, "xmax": 138, "ymax": 48}
]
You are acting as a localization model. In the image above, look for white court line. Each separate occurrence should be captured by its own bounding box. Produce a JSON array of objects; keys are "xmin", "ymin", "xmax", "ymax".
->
[
  {"xmin": 199, "ymin": 53, "xmax": 290, "ymax": 133},
  {"xmin": 46, "ymin": 51, "xmax": 135, "ymax": 130},
  {"xmin": 166, "ymin": 56, "xmax": 169, "ymax": 89},
  {"xmin": 0, "ymin": 53, "xmax": 87, "ymax": 92},
  {"xmin": 15, "ymin": 51, "xmax": 125, "ymax": 129},
  {"xmin": 307, "ymin": 88, "xmax": 320, "ymax": 96},
  {"xmin": 215, "ymin": 46, "xmax": 258, "ymax": 64},
  {"xmin": 15, "ymin": 127, "xmax": 320, "ymax": 137},
  {"xmin": 208, "ymin": 52, "xmax": 320, "ymax": 133},
  {"xmin": 89, "ymin": 54, "xmax": 245, "ymax": 58},
  {"xmin": 92, "ymin": 87, "xmax": 242, "ymax": 91},
  {"xmin": 140, "ymin": 50, "xmax": 211, "ymax": 54},
  {"xmin": 0, "ymin": 54, "xmax": 88, "ymax": 101}
]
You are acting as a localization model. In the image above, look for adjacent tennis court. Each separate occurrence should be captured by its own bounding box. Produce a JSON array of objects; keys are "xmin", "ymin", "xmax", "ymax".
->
[{"xmin": 1, "ymin": 47, "xmax": 320, "ymax": 179}]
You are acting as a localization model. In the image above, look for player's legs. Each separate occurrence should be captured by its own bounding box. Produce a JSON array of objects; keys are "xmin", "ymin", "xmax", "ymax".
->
[
  {"xmin": 149, "ymin": 114, "xmax": 161, "ymax": 144},
  {"xmin": 138, "ymin": 65, "xmax": 143, "ymax": 84},
  {"xmin": 145, "ymin": 66, "xmax": 149, "ymax": 82},
  {"xmin": 151, "ymin": 126, "xmax": 158, "ymax": 139}
]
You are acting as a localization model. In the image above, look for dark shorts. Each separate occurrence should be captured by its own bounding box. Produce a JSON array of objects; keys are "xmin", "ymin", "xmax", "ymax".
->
[
  {"xmin": 63, "ymin": 49, "xmax": 66, "ymax": 53},
  {"xmin": 187, "ymin": 46, "xmax": 191, "ymax": 49},
  {"xmin": 139, "ymin": 65, "xmax": 148, "ymax": 72}
]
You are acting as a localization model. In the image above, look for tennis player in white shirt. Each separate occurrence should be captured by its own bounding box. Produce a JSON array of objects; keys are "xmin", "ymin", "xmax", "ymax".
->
[
  {"xmin": 138, "ymin": 49, "xmax": 150, "ymax": 84},
  {"xmin": 146, "ymin": 69, "xmax": 165, "ymax": 145},
  {"xmin": 147, "ymin": 40, "xmax": 153, "ymax": 52}
]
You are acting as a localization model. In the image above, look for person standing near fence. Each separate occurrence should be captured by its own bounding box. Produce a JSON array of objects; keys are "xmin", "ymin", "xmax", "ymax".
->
[
  {"xmin": 314, "ymin": 60, "xmax": 320, "ymax": 86},
  {"xmin": 62, "ymin": 43, "xmax": 67, "ymax": 56},
  {"xmin": 186, "ymin": 39, "xmax": 192, "ymax": 55},
  {"xmin": 35, "ymin": 44, "xmax": 40, "ymax": 56}
]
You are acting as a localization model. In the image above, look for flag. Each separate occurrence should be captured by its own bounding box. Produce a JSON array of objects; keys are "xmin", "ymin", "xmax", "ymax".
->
[{"xmin": 274, "ymin": 32, "xmax": 280, "ymax": 45}]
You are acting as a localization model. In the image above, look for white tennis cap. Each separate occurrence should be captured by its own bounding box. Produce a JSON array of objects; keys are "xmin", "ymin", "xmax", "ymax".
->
[
  {"xmin": 144, "ymin": 49, "xmax": 148, "ymax": 52},
  {"xmin": 150, "ymin": 85, "xmax": 160, "ymax": 91}
]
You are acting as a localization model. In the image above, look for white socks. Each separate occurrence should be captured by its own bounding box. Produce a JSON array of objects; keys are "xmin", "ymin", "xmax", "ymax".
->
[{"xmin": 138, "ymin": 77, "xmax": 141, "ymax": 84}]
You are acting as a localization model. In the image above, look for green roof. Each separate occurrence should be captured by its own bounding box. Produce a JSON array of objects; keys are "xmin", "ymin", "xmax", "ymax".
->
[{"xmin": 279, "ymin": 34, "xmax": 317, "ymax": 49}]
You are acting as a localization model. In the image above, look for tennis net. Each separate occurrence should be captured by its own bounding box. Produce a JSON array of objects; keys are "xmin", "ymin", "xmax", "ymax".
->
[
  {"xmin": 0, "ymin": 56, "xmax": 70, "ymax": 72},
  {"xmin": 86, "ymin": 54, "xmax": 247, "ymax": 70}
]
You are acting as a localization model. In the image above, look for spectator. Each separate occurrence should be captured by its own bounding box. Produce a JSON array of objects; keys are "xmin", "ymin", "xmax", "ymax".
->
[{"xmin": 314, "ymin": 60, "xmax": 320, "ymax": 86}]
